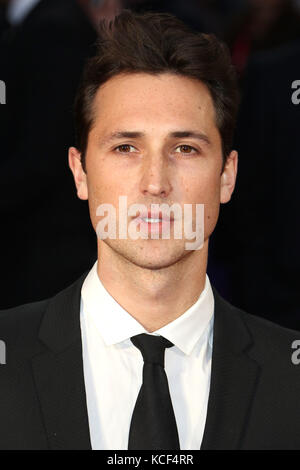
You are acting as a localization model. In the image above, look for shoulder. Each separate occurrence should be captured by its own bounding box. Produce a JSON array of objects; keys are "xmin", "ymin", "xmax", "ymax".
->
[
  {"xmin": 240, "ymin": 305, "xmax": 300, "ymax": 348},
  {"xmin": 0, "ymin": 271, "xmax": 88, "ymax": 359},
  {"xmin": 220, "ymin": 293, "xmax": 300, "ymax": 369},
  {"xmin": 0, "ymin": 298, "xmax": 50, "ymax": 357},
  {"xmin": 0, "ymin": 298, "xmax": 49, "ymax": 328}
]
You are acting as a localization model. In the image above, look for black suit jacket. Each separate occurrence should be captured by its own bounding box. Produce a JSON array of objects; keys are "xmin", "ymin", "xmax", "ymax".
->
[{"xmin": 1, "ymin": 271, "xmax": 300, "ymax": 450}]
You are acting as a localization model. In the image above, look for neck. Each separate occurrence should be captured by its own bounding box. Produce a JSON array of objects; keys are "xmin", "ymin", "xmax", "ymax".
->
[{"xmin": 96, "ymin": 240, "xmax": 209, "ymax": 332}]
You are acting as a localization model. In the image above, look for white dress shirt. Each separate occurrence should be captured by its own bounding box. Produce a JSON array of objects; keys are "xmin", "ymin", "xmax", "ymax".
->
[{"xmin": 80, "ymin": 260, "xmax": 214, "ymax": 450}]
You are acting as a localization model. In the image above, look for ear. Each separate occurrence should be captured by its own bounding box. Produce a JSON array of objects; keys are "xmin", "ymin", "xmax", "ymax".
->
[
  {"xmin": 220, "ymin": 150, "xmax": 238, "ymax": 204},
  {"xmin": 68, "ymin": 147, "xmax": 88, "ymax": 200}
]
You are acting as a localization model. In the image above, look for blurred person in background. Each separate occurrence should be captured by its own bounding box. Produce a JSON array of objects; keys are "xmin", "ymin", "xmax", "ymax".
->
[
  {"xmin": 212, "ymin": 38, "xmax": 300, "ymax": 330},
  {"xmin": 207, "ymin": 0, "xmax": 300, "ymax": 330},
  {"xmin": 0, "ymin": 0, "xmax": 121, "ymax": 308},
  {"xmin": 124, "ymin": 0, "xmax": 245, "ymax": 36},
  {"xmin": 79, "ymin": 0, "xmax": 122, "ymax": 26},
  {"xmin": 225, "ymin": 0, "xmax": 300, "ymax": 79}
]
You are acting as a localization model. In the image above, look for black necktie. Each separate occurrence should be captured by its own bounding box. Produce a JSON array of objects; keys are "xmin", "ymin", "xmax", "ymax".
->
[{"xmin": 128, "ymin": 333, "xmax": 180, "ymax": 450}]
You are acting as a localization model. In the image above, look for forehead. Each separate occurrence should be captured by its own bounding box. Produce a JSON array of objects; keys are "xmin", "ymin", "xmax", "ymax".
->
[{"xmin": 91, "ymin": 72, "xmax": 217, "ymax": 132}]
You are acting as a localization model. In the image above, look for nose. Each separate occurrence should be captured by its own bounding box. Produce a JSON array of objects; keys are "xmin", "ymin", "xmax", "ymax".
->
[{"xmin": 139, "ymin": 152, "xmax": 172, "ymax": 199}]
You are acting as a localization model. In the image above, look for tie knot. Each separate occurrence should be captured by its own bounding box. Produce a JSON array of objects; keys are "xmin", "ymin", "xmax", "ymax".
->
[{"xmin": 130, "ymin": 333, "xmax": 174, "ymax": 366}]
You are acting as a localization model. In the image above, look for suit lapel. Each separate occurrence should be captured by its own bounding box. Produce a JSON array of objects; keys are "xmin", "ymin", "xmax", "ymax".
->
[
  {"xmin": 31, "ymin": 271, "xmax": 92, "ymax": 450},
  {"xmin": 201, "ymin": 287, "xmax": 260, "ymax": 450}
]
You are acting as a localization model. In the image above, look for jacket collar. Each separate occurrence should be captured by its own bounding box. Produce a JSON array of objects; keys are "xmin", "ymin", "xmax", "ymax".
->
[
  {"xmin": 32, "ymin": 271, "xmax": 91, "ymax": 450},
  {"xmin": 200, "ymin": 286, "xmax": 260, "ymax": 449},
  {"xmin": 37, "ymin": 270, "xmax": 88, "ymax": 353}
]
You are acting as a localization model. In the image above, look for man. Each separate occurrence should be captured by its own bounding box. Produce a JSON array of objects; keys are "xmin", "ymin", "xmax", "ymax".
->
[{"xmin": 1, "ymin": 9, "xmax": 300, "ymax": 450}]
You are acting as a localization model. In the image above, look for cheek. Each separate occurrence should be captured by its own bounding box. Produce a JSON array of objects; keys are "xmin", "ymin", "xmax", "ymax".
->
[
  {"xmin": 184, "ymin": 173, "xmax": 221, "ymax": 234},
  {"xmin": 86, "ymin": 168, "xmax": 131, "ymax": 230},
  {"xmin": 185, "ymin": 170, "xmax": 221, "ymax": 204},
  {"xmin": 85, "ymin": 171, "xmax": 111, "ymax": 231},
  {"xmin": 203, "ymin": 179, "xmax": 221, "ymax": 235},
  {"xmin": 87, "ymin": 150, "xmax": 130, "ymax": 197}
]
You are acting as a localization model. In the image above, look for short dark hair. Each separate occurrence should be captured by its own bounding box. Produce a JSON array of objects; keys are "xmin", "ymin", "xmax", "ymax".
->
[{"xmin": 74, "ymin": 9, "xmax": 239, "ymax": 173}]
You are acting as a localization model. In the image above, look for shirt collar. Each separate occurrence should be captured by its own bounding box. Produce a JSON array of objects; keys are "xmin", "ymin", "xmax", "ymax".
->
[{"xmin": 81, "ymin": 260, "xmax": 214, "ymax": 356}]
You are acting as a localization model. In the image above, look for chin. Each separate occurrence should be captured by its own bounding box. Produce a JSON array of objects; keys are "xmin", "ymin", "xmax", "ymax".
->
[
  {"xmin": 129, "ymin": 257, "xmax": 182, "ymax": 271},
  {"xmin": 103, "ymin": 238, "xmax": 190, "ymax": 266},
  {"xmin": 127, "ymin": 246, "xmax": 190, "ymax": 270}
]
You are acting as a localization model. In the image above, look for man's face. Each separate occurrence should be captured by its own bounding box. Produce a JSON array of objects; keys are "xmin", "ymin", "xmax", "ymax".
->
[{"xmin": 69, "ymin": 72, "xmax": 237, "ymax": 269}]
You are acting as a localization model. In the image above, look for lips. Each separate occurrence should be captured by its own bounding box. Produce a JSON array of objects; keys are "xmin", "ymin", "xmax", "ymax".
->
[{"xmin": 133, "ymin": 210, "xmax": 174, "ymax": 221}]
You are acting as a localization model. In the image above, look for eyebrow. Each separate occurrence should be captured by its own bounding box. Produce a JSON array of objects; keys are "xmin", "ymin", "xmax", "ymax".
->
[{"xmin": 98, "ymin": 130, "xmax": 211, "ymax": 147}]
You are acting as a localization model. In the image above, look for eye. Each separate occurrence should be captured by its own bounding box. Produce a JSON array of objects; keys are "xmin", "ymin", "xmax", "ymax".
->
[
  {"xmin": 114, "ymin": 144, "xmax": 137, "ymax": 153},
  {"xmin": 174, "ymin": 144, "xmax": 198, "ymax": 155}
]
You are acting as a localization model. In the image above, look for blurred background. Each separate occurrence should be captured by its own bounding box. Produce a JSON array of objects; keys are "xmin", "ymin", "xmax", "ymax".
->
[{"xmin": 0, "ymin": 0, "xmax": 300, "ymax": 330}]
